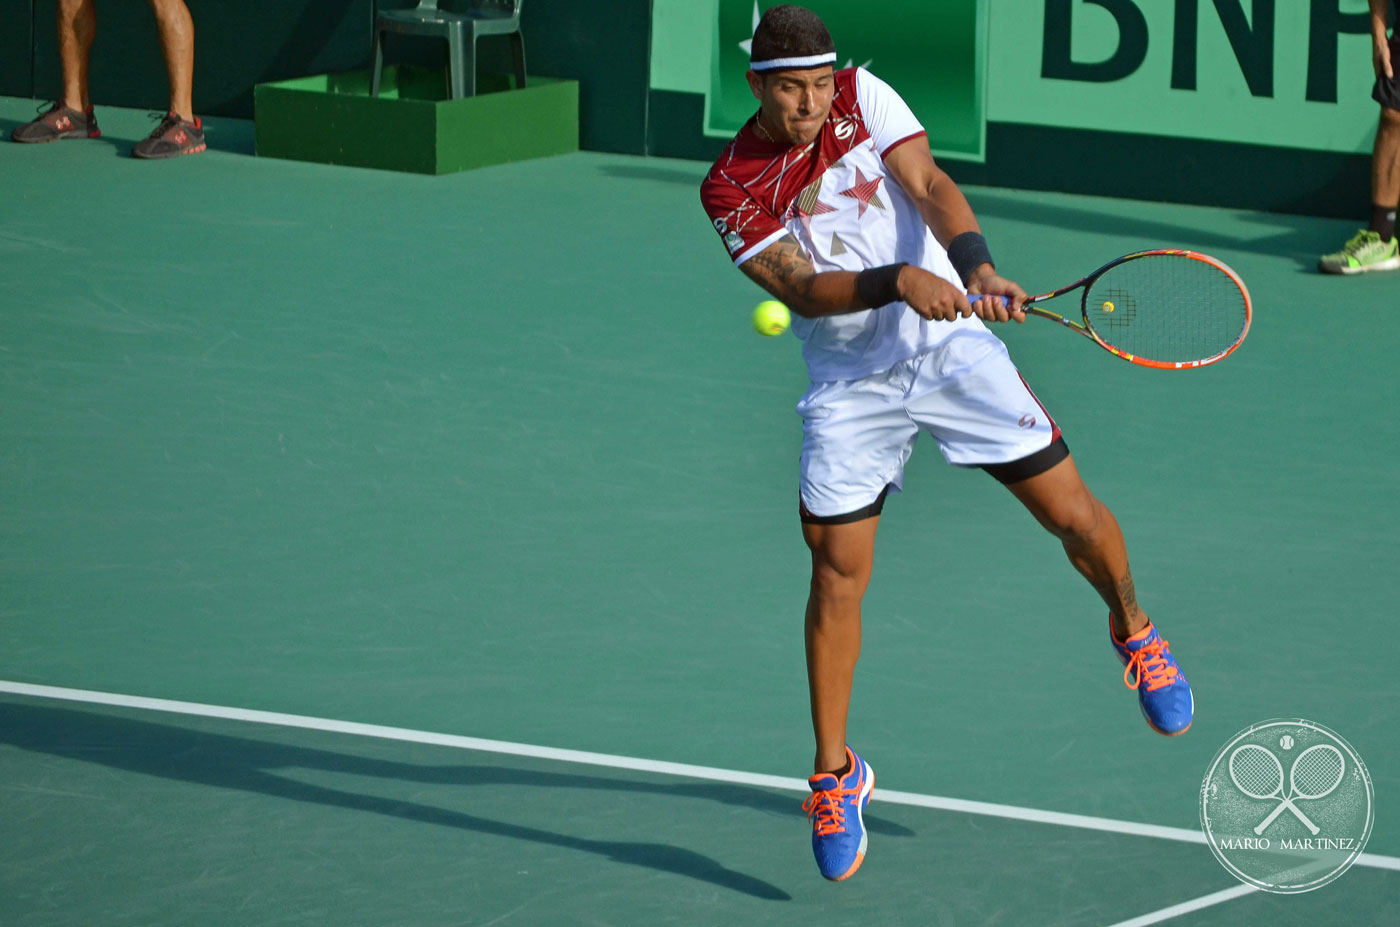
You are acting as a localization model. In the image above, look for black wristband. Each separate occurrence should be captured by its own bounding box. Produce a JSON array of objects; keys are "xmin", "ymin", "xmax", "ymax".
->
[
  {"xmin": 947, "ymin": 232, "xmax": 994, "ymax": 284},
  {"xmin": 855, "ymin": 262, "xmax": 907, "ymax": 308}
]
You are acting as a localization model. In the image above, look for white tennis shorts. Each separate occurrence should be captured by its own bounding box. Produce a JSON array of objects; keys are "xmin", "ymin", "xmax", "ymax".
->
[{"xmin": 797, "ymin": 329, "xmax": 1060, "ymax": 519}]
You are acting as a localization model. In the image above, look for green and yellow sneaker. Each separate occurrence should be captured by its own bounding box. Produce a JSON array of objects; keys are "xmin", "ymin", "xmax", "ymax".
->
[{"xmin": 1318, "ymin": 229, "xmax": 1400, "ymax": 275}]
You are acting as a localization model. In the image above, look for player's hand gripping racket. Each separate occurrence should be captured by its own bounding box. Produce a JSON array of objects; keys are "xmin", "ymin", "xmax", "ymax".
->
[{"xmin": 969, "ymin": 250, "xmax": 1252, "ymax": 369}]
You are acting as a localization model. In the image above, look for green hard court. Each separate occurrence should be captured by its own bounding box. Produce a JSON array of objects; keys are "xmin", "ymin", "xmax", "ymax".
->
[{"xmin": 0, "ymin": 98, "xmax": 1396, "ymax": 927}]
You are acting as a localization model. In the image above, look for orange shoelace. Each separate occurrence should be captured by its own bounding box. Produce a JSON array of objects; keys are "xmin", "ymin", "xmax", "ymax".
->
[
  {"xmin": 1122, "ymin": 636, "xmax": 1179, "ymax": 692},
  {"xmin": 803, "ymin": 786, "xmax": 850, "ymax": 836}
]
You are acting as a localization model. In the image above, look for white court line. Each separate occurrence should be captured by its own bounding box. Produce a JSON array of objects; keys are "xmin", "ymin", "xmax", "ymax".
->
[
  {"xmin": 1102, "ymin": 884, "xmax": 1258, "ymax": 927},
  {"xmin": 3, "ymin": 679, "xmax": 1397, "ymax": 877}
]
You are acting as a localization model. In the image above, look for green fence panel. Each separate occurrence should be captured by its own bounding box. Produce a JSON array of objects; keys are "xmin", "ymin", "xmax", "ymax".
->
[
  {"xmin": 517, "ymin": 0, "xmax": 650, "ymax": 155},
  {"xmin": 0, "ymin": 0, "xmax": 33, "ymax": 98}
]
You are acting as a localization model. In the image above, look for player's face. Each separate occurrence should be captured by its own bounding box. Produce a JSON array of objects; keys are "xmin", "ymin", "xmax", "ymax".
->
[{"xmin": 748, "ymin": 67, "xmax": 835, "ymax": 146}]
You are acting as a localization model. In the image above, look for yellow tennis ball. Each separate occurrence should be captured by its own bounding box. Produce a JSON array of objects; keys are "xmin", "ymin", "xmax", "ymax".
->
[
  {"xmin": 1103, "ymin": 301, "xmax": 1115, "ymax": 313},
  {"xmin": 752, "ymin": 300, "xmax": 790, "ymax": 336}
]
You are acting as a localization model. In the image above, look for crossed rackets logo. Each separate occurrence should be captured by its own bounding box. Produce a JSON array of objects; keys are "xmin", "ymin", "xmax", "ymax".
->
[
  {"xmin": 1201, "ymin": 718, "xmax": 1373, "ymax": 894},
  {"xmin": 1227, "ymin": 742, "xmax": 1345, "ymax": 835}
]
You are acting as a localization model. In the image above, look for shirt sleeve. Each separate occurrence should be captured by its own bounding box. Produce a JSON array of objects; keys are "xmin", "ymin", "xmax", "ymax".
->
[
  {"xmin": 699, "ymin": 169, "xmax": 789, "ymax": 266},
  {"xmin": 855, "ymin": 67, "xmax": 927, "ymax": 158}
]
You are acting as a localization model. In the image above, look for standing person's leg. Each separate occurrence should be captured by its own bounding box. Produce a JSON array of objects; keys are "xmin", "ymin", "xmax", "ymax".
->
[
  {"xmin": 1321, "ymin": 35, "xmax": 1400, "ymax": 273},
  {"xmin": 1370, "ymin": 104, "xmax": 1400, "ymax": 241},
  {"xmin": 147, "ymin": 0, "xmax": 195, "ymax": 122},
  {"xmin": 10, "ymin": 0, "xmax": 100, "ymax": 142},
  {"xmin": 1002, "ymin": 455, "xmax": 1193, "ymax": 735},
  {"xmin": 58, "ymin": 0, "xmax": 97, "ymax": 114},
  {"xmin": 134, "ymin": 0, "xmax": 204, "ymax": 158}
]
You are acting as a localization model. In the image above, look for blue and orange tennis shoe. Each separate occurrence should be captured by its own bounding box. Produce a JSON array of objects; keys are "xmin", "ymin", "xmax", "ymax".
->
[
  {"xmin": 802, "ymin": 745, "xmax": 874, "ymax": 881},
  {"xmin": 1111, "ymin": 619, "xmax": 1193, "ymax": 736}
]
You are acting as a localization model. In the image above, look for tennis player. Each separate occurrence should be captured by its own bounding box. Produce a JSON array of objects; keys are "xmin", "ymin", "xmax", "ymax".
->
[{"xmin": 699, "ymin": 5, "xmax": 1194, "ymax": 882}]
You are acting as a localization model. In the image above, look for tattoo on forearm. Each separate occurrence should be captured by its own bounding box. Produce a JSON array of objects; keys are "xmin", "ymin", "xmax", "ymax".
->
[{"xmin": 743, "ymin": 235, "xmax": 817, "ymax": 305}]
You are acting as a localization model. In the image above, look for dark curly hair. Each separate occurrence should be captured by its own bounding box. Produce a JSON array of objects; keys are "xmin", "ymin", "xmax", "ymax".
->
[{"xmin": 750, "ymin": 5, "xmax": 836, "ymax": 72}]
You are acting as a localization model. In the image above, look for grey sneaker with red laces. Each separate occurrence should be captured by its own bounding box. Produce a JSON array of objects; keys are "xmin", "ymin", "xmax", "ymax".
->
[
  {"xmin": 133, "ymin": 112, "xmax": 206, "ymax": 159},
  {"xmin": 11, "ymin": 102, "xmax": 101, "ymax": 143}
]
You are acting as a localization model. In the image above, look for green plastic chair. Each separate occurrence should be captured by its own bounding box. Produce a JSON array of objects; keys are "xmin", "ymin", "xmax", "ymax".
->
[{"xmin": 371, "ymin": 0, "xmax": 526, "ymax": 100}]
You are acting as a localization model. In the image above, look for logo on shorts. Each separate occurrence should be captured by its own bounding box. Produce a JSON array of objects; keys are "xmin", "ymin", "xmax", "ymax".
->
[
  {"xmin": 724, "ymin": 231, "xmax": 745, "ymax": 254},
  {"xmin": 713, "ymin": 217, "xmax": 729, "ymax": 234},
  {"xmin": 1200, "ymin": 719, "xmax": 1373, "ymax": 893},
  {"xmin": 1017, "ymin": 414, "xmax": 1036, "ymax": 428}
]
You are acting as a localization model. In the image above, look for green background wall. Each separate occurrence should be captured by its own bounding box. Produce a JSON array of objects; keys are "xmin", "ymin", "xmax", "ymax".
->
[
  {"xmin": 648, "ymin": 0, "xmax": 1389, "ymax": 218},
  {"xmin": 0, "ymin": 0, "xmax": 33, "ymax": 98},
  {"xmin": 648, "ymin": 0, "xmax": 984, "ymax": 163},
  {"xmin": 518, "ymin": 0, "xmax": 650, "ymax": 155},
  {"xmin": 29, "ymin": 0, "xmax": 373, "ymax": 119},
  {"xmin": 5, "ymin": 0, "xmax": 1392, "ymax": 215},
  {"xmin": 19, "ymin": 0, "xmax": 651, "ymax": 155}
]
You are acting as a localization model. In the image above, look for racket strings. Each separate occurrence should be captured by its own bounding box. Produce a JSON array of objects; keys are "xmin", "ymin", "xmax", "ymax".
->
[
  {"xmin": 1095, "ymin": 287, "xmax": 1138, "ymax": 327},
  {"xmin": 1084, "ymin": 255, "xmax": 1249, "ymax": 364},
  {"xmin": 1230, "ymin": 750, "xmax": 1283, "ymax": 796},
  {"xmin": 1292, "ymin": 750, "xmax": 1344, "ymax": 797}
]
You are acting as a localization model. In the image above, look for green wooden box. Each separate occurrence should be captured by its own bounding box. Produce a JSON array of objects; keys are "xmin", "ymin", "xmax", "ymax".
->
[{"xmin": 254, "ymin": 68, "xmax": 578, "ymax": 174}]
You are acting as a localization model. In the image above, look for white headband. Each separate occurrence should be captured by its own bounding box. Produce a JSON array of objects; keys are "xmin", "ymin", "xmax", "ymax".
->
[{"xmin": 749, "ymin": 52, "xmax": 837, "ymax": 72}]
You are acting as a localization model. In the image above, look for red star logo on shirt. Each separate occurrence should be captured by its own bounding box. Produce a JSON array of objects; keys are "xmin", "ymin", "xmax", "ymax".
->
[
  {"xmin": 838, "ymin": 168, "xmax": 886, "ymax": 218},
  {"xmin": 784, "ymin": 176, "xmax": 838, "ymax": 239}
]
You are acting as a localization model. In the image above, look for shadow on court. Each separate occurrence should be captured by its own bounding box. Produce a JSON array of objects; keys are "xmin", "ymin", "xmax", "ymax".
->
[
  {"xmin": 0, "ymin": 702, "xmax": 912, "ymax": 901},
  {"xmin": 597, "ymin": 164, "xmax": 709, "ymax": 186},
  {"xmin": 967, "ymin": 188, "xmax": 1354, "ymax": 270},
  {"xmin": 0, "ymin": 113, "xmax": 255, "ymax": 157}
]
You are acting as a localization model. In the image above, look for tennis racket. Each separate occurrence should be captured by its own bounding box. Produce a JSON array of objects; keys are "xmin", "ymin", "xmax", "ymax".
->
[
  {"xmin": 967, "ymin": 249, "xmax": 1252, "ymax": 369},
  {"xmin": 1251, "ymin": 744, "xmax": 1346, "ymax": 836},
  {"xmin": 1228, "ymin": 743, "xmax": 1323, "ymax": 836},
  {"xmin": 1228, "ymin": 744, "xmax": 1316, "ymax": 834}
]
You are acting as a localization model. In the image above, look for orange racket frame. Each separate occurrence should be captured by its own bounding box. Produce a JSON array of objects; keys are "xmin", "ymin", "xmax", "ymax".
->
[{"xmin": 976, "ymin": 250, "xmax": 1253, "ymax": 369}]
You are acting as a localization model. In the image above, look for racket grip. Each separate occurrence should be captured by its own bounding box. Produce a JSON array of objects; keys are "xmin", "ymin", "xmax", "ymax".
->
[
  {"xmin": 1253, "ymin": 801, "xmax": 1290, "ymax": 836},
  {"xmin": 966, "ymin": 293, "xmax": 1009, "ymax": 306}
]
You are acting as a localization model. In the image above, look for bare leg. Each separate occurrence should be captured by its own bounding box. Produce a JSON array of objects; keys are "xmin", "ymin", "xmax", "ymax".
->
[
  {"xmin": 57, "ymin": 0, "xmax": 97, "ymax": 113},
  {"xmin": 1372, "ymin": 106, "xmax": 1400, "ymax": 235},
  {"xmin": 1003, "ymin": 455, "xmax": 1148, "ymax": 641},
  {"xmin": 147, "ymin": 0, "xmax": 195, "ymax": 122},
  {"xmin": 802, "ymin": 515, "xmax": 879, "ymax": 775}
]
